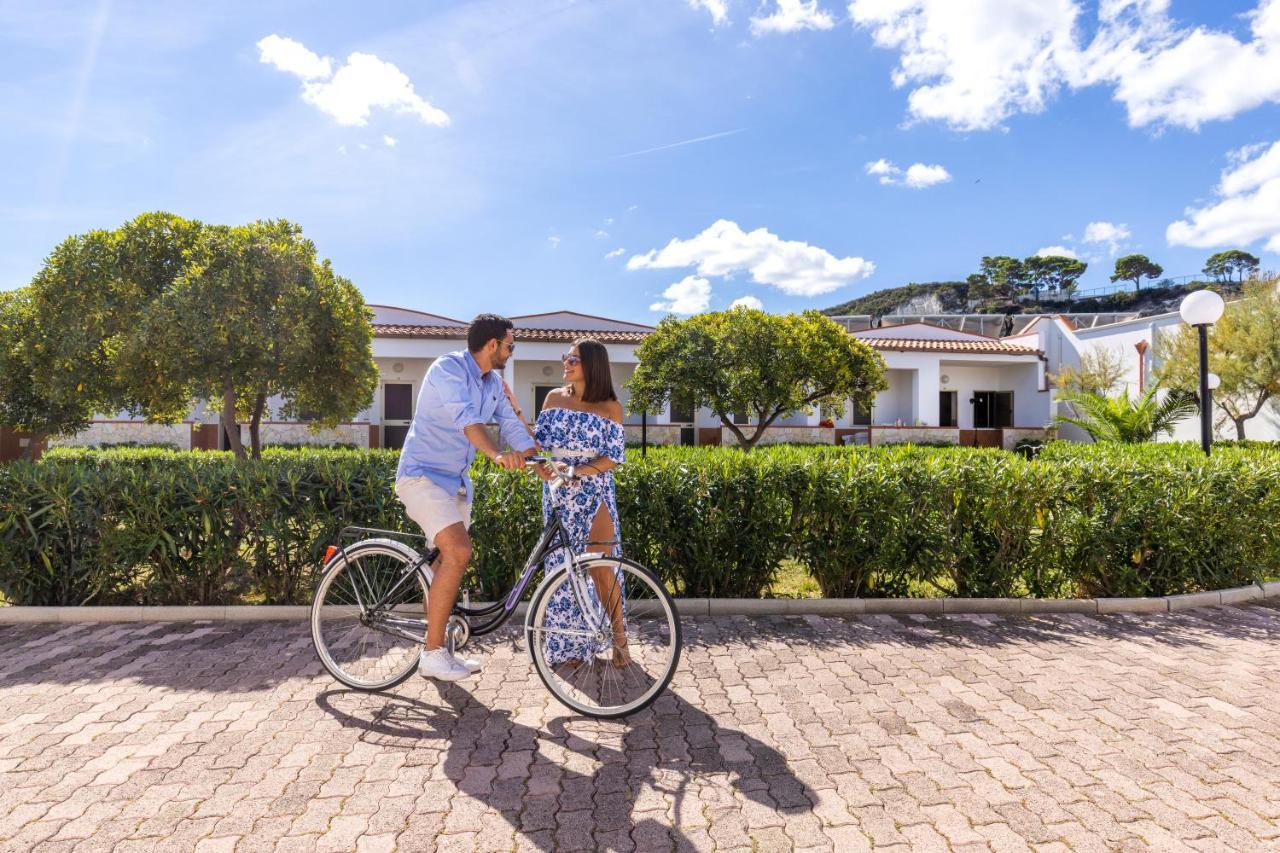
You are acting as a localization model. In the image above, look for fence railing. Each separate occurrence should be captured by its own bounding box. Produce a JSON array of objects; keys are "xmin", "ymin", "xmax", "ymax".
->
[{"xmin": 1018, "ymin": 273, "xmax": 1211, "ymax": 303}]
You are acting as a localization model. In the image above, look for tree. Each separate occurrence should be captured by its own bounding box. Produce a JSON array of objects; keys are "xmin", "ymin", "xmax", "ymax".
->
[
  {"xmin": 122, "ymin": 220, "xmax": 378, "ymax": 458},
  {"xmin": 1049, "ymin": 347, "xmax": 1126, "ymax": 396},
  {"xmin": 1155, "ymin": 278, "xmax": 1280, "ymax": 439},
  {"xmin": 0, "ymin": 289, "xmax": 90, "ymax": 434},
  {"xmin": 965, "ymin": 272, "xmax": 997, "ymax": 304},
  {"xmin": 1203, "ymin": 249, "xmax": 1260, "ymax": 283},
  {"xmin": 1110, "ymin": 254, "xmax": 1163, "ymax": 291},
  {"xmin": 1054, "ymin": 387, "xmax": 1198, "ymax": 443},
  {"xmin": 5, "ymin": 213, "xmax": 378, "ymax": 459},
  {"xmin": 8, "ymin": 212, "xmax": 205, "ymax": 435},
  {"xmin": 977, "ymin": 256, "xmax": 1028, "ymax": 302},
  {"xmin": 626, "ymin": 308, "xmax": 887, "ymax": 450},
  {"xmin": 1025, "ymin": 255, "xmax": 1087, "ymax": 301}
]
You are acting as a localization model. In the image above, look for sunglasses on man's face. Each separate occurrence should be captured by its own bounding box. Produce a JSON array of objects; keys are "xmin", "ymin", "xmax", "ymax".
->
[{"xmin": 561, "ymin": 353, "xmax": 580, "ymax": 366}]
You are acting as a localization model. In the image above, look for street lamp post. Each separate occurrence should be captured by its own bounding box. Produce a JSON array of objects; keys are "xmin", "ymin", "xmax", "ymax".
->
[{"xmin": 1179, "ymin": 290, "xmax": 1226, "ymax": 456}]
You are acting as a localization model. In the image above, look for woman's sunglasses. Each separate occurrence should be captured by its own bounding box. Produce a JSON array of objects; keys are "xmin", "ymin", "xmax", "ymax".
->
[{"xmin": 560, "ymin": 353, "xmax": 581, "ymax": 366}]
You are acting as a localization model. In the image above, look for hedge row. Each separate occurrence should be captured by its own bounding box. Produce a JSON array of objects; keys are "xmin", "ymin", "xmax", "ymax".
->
[{"xmin": 3, "ymin": 443, "xmax": 1279, "ymax": 606}]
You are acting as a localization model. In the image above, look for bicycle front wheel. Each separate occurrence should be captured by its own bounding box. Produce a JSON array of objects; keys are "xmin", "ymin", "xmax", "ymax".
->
[
  {"xmin": 527, "ymin": 556, "xmax": 681, "ymax": 718},
  {"xmin": 311, "ymin": 538, "xmax": 428, "ymax": 691}
]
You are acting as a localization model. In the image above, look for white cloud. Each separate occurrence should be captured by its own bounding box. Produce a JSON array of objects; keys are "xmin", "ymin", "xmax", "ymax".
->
[
  {"xmin": 257, "ymin": 34, "xmax": 332, "ymax": 80},
  {"xmin": 847, "ymin": 0, "xmax": 1280, "ymax": 131},
  {"xmin": 594, "ymin": 229, "xmax": 610, "ymax": 239},
  {"xmin": 1077, "ymin": 0, "xmax": 1280, "ymax": 130},
  {"xmin": 752, "ymin": 1, "xmax": 835, "ymax": 35},
  {"xmin": 628, "ymin": 219, "xmax": 874, "ymax": 297},
  {"xmin": 651, "ymin": 275, "xmax": 712, "ymax": 314},
  {"xmin": 383, "ymin": 134, "xmax": 397, "ymax": 147},
  {"xmin": 257, "ymin": 35, "xmax": 450, "ymax": 128},
  {"xmin": 865, "ymin": 158, "xmax": 898, "ymax": 184},
  {"xmin": 731, "ymin": 295, "xmax": 765, "ymax": 310},
  {"xmin": 689, "ymin": 0, "xmax": 730, "ymax": 26},
  {"xmin": 1035, "ymin": 245, "xmax": 1078, "ymax": 259},
  {"xmin": 337, "ymin": 145, "xmax": 347, "ymax": 155},
  {"xmin": 605, "ymin": 247, "xmax": 626, "ymax": 259},
  {"xmin": 1167, "ymin": 140, "xmax": 1280, "ymax": 252},
  {"xmin": 865, "ymin": 158, "xmax": 950, "ymax": 188},
  {"xmin": 903, "ymin": 162, "xmax": 951, "ymax": 188},
  {"xmin": 848, "ymin": 0, "xmax": 1080, "ymax": 131},
  {"xmin": 1082, "ymin": 220, "xmax": 1130, "ymax": 254},
  {"xmin": 548, "ymin": 235, "xmax": 561, "ymax": 249}
]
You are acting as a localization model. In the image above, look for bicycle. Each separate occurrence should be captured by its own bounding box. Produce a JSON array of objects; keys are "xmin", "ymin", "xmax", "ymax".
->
[{"xmin": 309, "ymin": 457, "xmax": 681, "ymax": 718}]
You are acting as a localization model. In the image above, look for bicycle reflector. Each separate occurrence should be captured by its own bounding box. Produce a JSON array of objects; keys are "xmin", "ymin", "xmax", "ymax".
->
[{"xmin": 324, "ymin": 545, "xmax": 338, "ymax": 564}]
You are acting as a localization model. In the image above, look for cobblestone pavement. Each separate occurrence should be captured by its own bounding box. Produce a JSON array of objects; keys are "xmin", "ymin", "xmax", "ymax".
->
[{"xmin": 3, "ymin": 605, "xmax": 1280, "ymax": 852}]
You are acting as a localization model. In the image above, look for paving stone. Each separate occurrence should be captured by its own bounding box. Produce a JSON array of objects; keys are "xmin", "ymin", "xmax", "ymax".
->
[{"xmin": 1, "ymin": 609, "xmax": 1279, "ymax": 850}]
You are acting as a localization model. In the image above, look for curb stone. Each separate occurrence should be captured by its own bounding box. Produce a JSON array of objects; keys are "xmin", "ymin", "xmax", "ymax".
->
[{"xmin": 0, "ymin": 583, "xmax": 1275, "ymax": 623}]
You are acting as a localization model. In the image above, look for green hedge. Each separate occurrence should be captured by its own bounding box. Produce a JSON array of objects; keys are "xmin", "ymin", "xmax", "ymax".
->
[{"xmin": 3, "ymin": 443, "xmax": 1279, "ymax": 605}]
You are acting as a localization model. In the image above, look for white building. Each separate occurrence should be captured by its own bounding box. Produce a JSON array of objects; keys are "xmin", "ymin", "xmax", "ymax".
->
[
  {"xmin": 1009, "ymin": 307, "xmax": 1280, "ymax": 442},
  {"xmin": 23, "ymin": 297, "xmax": 1274, "ymax": 457}
]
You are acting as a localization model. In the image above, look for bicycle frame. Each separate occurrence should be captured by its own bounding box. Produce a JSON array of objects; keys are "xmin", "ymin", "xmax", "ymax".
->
[{"xmin": 332, "ymin": 500, "xmax": 610, "ymax": 646}]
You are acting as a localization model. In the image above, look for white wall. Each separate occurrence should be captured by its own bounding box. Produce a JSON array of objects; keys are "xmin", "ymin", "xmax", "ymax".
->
[{"xmin": 874, "ymin": 369, "xmax": 915, "ymax": 425}]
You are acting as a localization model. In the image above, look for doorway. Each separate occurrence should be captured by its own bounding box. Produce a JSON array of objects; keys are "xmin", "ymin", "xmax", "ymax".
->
[
  {"xmin": 971, "ymin": 391, "xmax": 1013, "ymax": 429},
  {"xmin": 939, "ymin": 391, "xmax": 958, "ymax": 428},
  {"xmin": 382, "ymin": 383, "xmax": 413, "ymax": 450}
]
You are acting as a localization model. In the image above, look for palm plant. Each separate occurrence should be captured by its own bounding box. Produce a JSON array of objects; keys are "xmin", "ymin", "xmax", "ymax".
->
[{"xmin": 1054, "ymin": 386, "xmax": 1199, "ymax": 443}]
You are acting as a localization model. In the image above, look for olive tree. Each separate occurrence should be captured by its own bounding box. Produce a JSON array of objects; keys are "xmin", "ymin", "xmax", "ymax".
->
[{"xmin": 1156, "ymin": 278, "xmax": 1280, "ymax": 439}]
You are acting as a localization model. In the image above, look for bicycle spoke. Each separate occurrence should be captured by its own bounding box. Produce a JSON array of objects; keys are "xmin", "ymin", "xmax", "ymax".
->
[
  {"xmin": 313, "ymin": 544, "xmax": 427, "ymax": 690},
  {"xmin": 530, "ymin": 559, "xmax": 679, "ymax": 717}
]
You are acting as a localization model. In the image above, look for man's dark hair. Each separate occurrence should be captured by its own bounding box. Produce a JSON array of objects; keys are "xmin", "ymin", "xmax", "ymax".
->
[{"xmin": 467, "ymin": 313, "xmax": 514, "ymax": 353}]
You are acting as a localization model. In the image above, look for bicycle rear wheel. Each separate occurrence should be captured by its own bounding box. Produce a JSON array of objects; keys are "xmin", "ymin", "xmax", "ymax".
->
[
  {"xmin": 310, "ymin": 538, "xmax": 428, "ymax": 691},
  {"xmin": 526, "ymin": 556, "xmax": 681, "ymax": 718}
]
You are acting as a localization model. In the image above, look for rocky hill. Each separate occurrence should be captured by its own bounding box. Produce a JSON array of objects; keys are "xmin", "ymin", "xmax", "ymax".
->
[{"xmin": 823, "ymin": 280, "xmax": 1235, "ymax": 319}]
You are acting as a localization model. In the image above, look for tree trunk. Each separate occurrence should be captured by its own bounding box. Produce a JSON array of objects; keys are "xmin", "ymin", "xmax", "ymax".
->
[
  {"xmin": 1234, "ymin": 417, "xmax": 1247, "ymax": 440},
  {"xmin": 721, "ymin": 417, "xmax": 753, "ymax": 451},
  {"xmin": 249, "ymin": 392, "xmax": 266, "ymax": 459},
  {"xmin": 221, "ymin": 379, "xmax": 244, "ymax": 460}
]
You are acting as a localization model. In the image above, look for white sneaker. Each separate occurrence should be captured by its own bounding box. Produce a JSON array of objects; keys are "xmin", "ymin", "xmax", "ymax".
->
[
  {"xmin": 418, "ymin": 648, "xmax": 473, "ymax": 682},
  {"xmin": 455, "ymin": 655, "xmax": 482, "ymax": 674}
]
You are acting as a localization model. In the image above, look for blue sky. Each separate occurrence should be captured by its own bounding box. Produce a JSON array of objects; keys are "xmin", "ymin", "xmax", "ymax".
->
[{"xmin": 2, "ymin": 0, "xmax": 1279, "ymax": 323}]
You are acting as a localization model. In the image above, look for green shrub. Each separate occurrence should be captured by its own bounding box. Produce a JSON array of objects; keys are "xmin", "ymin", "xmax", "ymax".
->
[{"xmin": 2, "ymin": 443, "xmax": 1278, "ymax": 605}]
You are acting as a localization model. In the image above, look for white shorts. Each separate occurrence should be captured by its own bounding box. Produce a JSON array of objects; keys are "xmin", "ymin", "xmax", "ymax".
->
[{"xmin": 394, "ymin": 476, "xmax": 472, "ymax": 545}]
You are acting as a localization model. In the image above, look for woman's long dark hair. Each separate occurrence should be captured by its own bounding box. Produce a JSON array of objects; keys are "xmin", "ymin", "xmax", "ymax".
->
[{"xmin": 569, "ymin": 337, "xmax": 618, "ymax": 403}]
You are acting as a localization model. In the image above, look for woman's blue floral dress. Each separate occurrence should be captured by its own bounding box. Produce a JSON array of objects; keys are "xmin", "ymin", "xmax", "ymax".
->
[{"xmin": 534, "ymin": 406, "xmax": 626, "ymax": 665}]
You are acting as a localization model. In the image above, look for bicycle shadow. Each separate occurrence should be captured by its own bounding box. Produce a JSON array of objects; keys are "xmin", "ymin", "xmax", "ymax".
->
[{"xmin": 315, "ymin": 685, "xmax": 816, "ymax": 850}]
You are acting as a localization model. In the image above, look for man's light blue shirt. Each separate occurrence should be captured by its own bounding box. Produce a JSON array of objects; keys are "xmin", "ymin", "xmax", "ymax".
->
[{"xmin": 395, "ymin": 350, "xmax": 535, "ymax": 501}]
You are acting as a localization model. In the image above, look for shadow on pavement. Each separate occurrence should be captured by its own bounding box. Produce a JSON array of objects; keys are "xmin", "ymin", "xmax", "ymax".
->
[{"xmin": 315, "ymin": 685, "xmax": 815, "ymax": 851}]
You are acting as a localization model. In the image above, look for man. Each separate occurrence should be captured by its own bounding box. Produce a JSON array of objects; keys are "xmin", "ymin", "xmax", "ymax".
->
[{"xmin": 395, "ymin": 314, "xmax": 535, "ymax": 681}]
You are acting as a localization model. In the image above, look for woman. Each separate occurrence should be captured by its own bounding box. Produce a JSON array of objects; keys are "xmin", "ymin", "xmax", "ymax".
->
[{"xmin": 533, "ymin": 338, "xmax": 630, "ymax": 668}]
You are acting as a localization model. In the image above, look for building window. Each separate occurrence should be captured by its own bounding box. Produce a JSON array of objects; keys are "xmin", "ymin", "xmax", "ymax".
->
[
  {"xmin": 669, "ymin": 398, "xmax": 694, "ymax": 424},
  {"xmin": 939, "ymin": 391, "xmax": 958, "ymax": 427},
  {"xmin": 534, "ymin": 385, "xmax": 561, "ymax": 416},
  {"xmin": 852, "ymin": 396, "xmax": 872, "ymax": 426},
  {"xmin": 732, "ymin": 411, "xmax": 750, "ymax": 425},
  {"xmin": 971, "ymin": 391, "xmax": 1013, "ymax": 429}
]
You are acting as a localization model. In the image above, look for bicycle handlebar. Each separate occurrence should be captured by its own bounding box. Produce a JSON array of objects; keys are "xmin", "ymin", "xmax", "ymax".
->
[{"xmin": 525, "ymin": 456, "xmax": 579, "ymax": 487}]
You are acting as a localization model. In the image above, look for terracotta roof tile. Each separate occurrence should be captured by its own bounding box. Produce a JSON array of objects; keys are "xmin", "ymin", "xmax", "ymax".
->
[
  {"xmin": 372, "ymin": 324, "xmax": 650, "ymax": 344},
  {"xmin": 856, "ymin": 338, "xmax": 1042, "ymax": 355},
  {"xmin": 373, "ymin": 324, "xmax": 1041, "ymax": 355}
]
